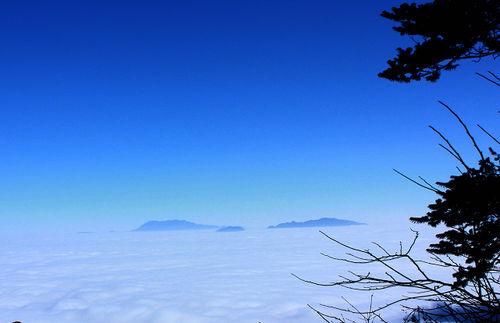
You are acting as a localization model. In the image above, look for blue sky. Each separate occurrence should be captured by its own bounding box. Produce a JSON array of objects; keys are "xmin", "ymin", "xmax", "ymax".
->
[{"xmin": 0, "ymin": 1, "xmax": 498, "ymax": 232}]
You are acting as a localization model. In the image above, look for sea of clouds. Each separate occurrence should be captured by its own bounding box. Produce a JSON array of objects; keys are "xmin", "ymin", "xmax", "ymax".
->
[{"xmin": 0, "ymin": 220, "xmax": 448, "ymax": 322}]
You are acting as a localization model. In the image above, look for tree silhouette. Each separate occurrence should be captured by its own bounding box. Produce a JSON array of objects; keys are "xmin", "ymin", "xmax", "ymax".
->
[
  {"xmin": 296, "ymin": 2, "xmax": 499, "ymax": 321},
  {"xmin": 410, "ymin": 103, "xmax": 500, "ymax": 290},
  {"xmin": 378, "ymin": 0, "xmax": 499, "ymax": 82},
  {"xmin": 295, "ymin": 100, "xmax": 500, "ymax": 322}
]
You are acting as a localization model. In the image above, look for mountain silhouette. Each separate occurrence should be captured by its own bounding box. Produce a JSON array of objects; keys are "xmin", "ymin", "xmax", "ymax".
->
[
  {"xmin": 216, "ymin": 226, "xmax": 245, "ymax": 232},
  {"xmin": 268, "ymin": 217, "xmax": 364, "ymax": 229},
  {"xmin": 134, "ymin": 220, "xmax": 218, "ymax": 231}
]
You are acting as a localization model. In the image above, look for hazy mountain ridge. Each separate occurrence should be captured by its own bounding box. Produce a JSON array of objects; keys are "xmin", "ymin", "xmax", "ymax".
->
[
  {"xmin": 134, "ymin": 220, "xmax": 218, "ymax": 231},
  {"xmin": 268, "ymin": 217, "xmax": 364, "ymax": 229},
  {"xmin": 216, "ymin": 226, "xmax": 245, "ymax": 232},
  {"xmin": 134, "ymin": 217, "xmax": 363, "ymax": 232}
]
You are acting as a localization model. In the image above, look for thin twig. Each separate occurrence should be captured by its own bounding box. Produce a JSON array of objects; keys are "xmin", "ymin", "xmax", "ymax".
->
[{"xmin": 438, "ymin": 101, "xmax": 485, "ymax": 161}]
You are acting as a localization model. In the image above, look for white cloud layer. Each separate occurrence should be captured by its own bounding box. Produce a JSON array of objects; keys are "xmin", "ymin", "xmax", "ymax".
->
[{"xmin": 0, "ymin": 220, "xmax": 447, "ymax": 322}]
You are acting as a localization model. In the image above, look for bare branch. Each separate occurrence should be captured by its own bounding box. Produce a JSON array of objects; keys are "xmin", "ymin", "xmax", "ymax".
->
[
  {"xmin": 393, "ymin": 169, "xmax": 439, "ymax": 192},
  {"xmin": 477, "ymin": 124, "xmax": 500, "ymax": 145},
  {"xmin": 476, "ymin": 72, "xmax": 500, "ymax": 87},
  {"xmin": 438, "ymin": 101, "xmax": 485, "ymax": 161}
]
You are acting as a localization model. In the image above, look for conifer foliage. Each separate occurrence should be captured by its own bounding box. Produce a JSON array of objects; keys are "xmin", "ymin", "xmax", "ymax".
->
[
  {"xmin": 411, "ymin": 141, "xmax": 500, "ymax": 289},
  {"xmin": 297, "ymin": 103, "xmax": 500, "ymax": 322},
  {"xmin": 379, "ymin": 0, "xmax": 499, "ymax": 82}
]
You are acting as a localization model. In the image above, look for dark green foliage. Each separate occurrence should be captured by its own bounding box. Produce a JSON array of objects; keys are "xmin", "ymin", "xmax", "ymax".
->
[
  {"xmin": 379, "ymin": 0, "xmax": 499, "ymax": 82},
  {"xmin": 411, "ymin": 148, "xmax": 500, "ymax": 288}
]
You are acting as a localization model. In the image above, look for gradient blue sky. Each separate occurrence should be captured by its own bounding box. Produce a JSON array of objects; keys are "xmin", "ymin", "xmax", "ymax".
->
[{"xmin": 0, "ymin": 1, "xmax": 498, "ymax": 232}]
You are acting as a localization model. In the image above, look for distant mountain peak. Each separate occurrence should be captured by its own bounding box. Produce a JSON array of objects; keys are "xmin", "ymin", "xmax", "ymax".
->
[
  {"xmin": 216, "ymin": 226, "xmax": 245, "ymax": 232},
  {"xmin": 134, "ymin": 219, "xmax": 218, "ymax": 231},
  {"xmin": 268, "ymin": 217, "xmax": 364, "ymax": 229}
]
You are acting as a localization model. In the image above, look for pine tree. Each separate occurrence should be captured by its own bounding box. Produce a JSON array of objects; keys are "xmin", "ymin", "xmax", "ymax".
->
[
  {"xmin": 379, "ymin": 0, "xmax": 499, "ymax": 82},
  {"xmin": 411, "ymin": 145, "xmax": 500, "ymax": 289}
]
